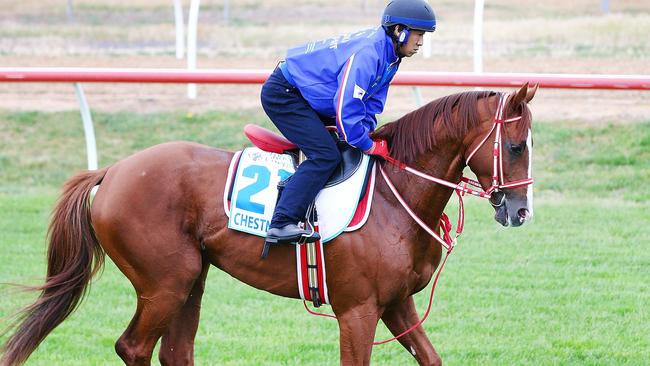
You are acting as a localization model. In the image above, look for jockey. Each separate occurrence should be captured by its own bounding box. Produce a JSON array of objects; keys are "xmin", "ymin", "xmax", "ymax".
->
[{"xmin": 261, "ymin": 0, "xmax": 437, "ymax": 244}]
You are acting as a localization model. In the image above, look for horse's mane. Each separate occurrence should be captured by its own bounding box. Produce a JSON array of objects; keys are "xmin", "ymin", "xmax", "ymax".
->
[{"xmin": 371, "ymin": 90, "xmax": 532, "ymax": 164}]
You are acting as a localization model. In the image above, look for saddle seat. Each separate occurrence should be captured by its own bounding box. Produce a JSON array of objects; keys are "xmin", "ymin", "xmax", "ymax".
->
[
  {"xmin": 243, "ymin": 124, "xmax": 365, "ymax": 187},
  {"xmin": 244, "ymin": 124, "xmax": 297, "ymax": 153}
]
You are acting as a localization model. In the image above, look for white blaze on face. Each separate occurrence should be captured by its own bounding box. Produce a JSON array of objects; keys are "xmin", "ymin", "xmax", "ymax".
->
[{"xmin": 526, "ymin": 128, "xmax": 534, "ymax": 219}]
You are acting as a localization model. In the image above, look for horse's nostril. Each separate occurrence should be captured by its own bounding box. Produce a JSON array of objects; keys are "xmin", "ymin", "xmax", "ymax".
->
[{"xmin": 518, "ymin": 208, "xmax": 530, "ymax": 220}]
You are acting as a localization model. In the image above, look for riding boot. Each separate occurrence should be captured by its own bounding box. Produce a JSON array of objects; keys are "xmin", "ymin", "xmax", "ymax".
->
[{"xmin": 265, "ymin": 223, "xmax": 320, "ymax": 244}]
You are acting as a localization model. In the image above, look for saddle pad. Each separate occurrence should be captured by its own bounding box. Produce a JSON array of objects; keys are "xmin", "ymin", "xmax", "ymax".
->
[
  {"xmin": 224, "ymin": 147, "xmax": 374, "ymax": 241},
  {"xmin": 226, "ymin": 147, "xmax": 296, "ymax": 237}
]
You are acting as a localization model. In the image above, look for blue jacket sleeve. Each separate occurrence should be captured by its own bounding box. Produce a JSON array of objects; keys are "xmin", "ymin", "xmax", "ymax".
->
[
  {"xmin": 333, "ymin": 49, "xmax": 380, "ymax": 152},
  {"xmin": 365, "ymin": 84, "xmax": 389, "ymax": 121}
]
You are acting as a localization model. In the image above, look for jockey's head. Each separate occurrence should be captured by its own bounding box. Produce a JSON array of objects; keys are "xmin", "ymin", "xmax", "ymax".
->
[{"xmin": 382, "ymin": 0, "xmax": 437, "ymax": 58}]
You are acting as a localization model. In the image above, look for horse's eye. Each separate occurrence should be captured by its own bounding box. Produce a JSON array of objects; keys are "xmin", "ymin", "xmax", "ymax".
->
[{"xmin": 509, "ymin": 143, "xmax": 525, "ymax": 156}]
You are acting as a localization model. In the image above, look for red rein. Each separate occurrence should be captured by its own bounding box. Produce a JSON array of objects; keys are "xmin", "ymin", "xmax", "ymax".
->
[{"xmin": 303, "ymin": 93, "xmax": 534, "ymax": 345}]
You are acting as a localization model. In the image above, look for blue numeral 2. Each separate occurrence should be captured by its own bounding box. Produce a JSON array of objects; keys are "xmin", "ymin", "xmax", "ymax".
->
[
  {"xmin": 236, "ymin": 165, "xmax": 270, "ymax": 214},
  {"xmin": 235, "ymin": 165, "xmax": 294, "ymax": 215}
]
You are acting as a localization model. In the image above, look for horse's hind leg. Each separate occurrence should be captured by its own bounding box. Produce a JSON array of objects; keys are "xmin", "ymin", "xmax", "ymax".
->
[
  {"xmin": 158, "ymin": 260, "xmax": 210, "ymax": 366},
  {"xmin": 380, "ymin": 296, "xmax": 442, "ymax": 366},
  {"xmin": 109, "ymin": 242, "xmax": 204, "ymax": 366}
]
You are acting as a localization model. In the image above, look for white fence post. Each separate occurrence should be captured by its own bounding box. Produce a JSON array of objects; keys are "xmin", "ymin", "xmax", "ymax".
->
[
  {"xmin": 473, "ymin": 0, "xmax": 485, "ymax": 74},
  {"xmin": 423, "ymin": 31, "xmax": 432, "ymax": 59},
  {"xmin": 412, "ymin": 87, "xmax": 423, "ymax": 107},
  {"xmin": 73, "ymin": 83, "xmax": 98, "ymax": 171},
  {"xmin": 601, "ymin": 0, "xmax": 610, "ymax": 13},
  {"xmin": 187, "ymin": 0, "xmax": 201, "ymax": 99},
  {"xmin": 67, "ymin": 0, "xmax": 75, "ymax": 22},
  {"xmin": 173, "ymin": 0, "xmax": 185, "ymax": 59},
  {"xmin": 224, "ymin": 0, "xmax": 230, "ymax": 25}
]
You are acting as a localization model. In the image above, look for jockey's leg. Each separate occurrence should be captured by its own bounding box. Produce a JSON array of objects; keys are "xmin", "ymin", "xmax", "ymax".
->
[{"xmin": 261, "ymin": 67, "xmax": 341, "ymax": 241}]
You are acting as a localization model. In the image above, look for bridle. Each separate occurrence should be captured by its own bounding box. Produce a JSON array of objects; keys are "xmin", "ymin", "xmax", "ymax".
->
[
  {"xmin": 379, "ymin": 92, "xmax": 534, "ymax": 251},
  {"xmin": 465, "ymin": 92, "xmax": 534, "ymax": 198},
  {"xmin": 305, "ymin": 92, "xmax": 535, "ymax": 346}
]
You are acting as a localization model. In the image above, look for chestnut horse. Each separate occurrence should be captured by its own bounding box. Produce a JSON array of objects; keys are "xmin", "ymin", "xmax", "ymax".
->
[{"xmin": 1, "ymin": 84, "xmax": 537, "ymax": 366}]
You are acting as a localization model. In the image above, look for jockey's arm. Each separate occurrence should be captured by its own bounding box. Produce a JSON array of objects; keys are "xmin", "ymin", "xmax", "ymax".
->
[{"xmin": 333, "ymin": 49, "xmax": 382, "ymax": 152}]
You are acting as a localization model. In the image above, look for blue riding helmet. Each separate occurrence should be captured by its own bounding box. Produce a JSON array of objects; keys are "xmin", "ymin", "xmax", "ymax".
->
[{"xmin": 382, "ymin": 0, "xmax": 437, "ymax": 32}]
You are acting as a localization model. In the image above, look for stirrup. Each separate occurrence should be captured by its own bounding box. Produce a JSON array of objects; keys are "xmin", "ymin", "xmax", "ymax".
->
[
  {"xmin": 261, "ymin": 237, "xmax": 277, "ymax": 259},
  {"xmin": 260, "ymin": 232, "xmax": 318, "ymax": 259},
  {"xmin": 261, "ymin": 201, "xmax": 320, "ymax": 259}
]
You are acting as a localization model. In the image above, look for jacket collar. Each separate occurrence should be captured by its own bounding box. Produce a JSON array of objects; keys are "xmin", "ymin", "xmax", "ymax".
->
[{"xmin": 384, "ymin": 31, "xmax": 400, "ymax": 64}]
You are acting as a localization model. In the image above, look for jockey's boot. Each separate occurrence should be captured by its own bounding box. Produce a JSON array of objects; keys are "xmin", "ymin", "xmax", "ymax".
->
[{"xmin": 266, "ymin": 223, "xmax": 320, "ymax": 244}]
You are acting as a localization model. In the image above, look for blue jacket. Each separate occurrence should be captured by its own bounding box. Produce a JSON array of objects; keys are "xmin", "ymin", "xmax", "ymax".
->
[{"xmin": 283, "ymin": 27, "xmax": 400, "ymax": 151}]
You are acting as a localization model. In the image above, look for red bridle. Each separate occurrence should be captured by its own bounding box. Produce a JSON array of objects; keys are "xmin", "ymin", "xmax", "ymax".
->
[{"xmin": 465, "ymin": 93, "xmax": 534, "ymax": 196}]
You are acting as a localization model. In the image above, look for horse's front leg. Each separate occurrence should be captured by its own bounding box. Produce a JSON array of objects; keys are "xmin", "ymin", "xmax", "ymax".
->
[
  {"xmin": 335, "ymin": 303, "xmax": 381, "ymax": 366},
  {"xmin": 381, "ymin": 295, "xmax": 442, "ymax": 366}
]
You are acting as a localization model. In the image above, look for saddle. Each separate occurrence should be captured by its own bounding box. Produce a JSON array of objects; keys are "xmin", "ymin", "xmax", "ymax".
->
[{"xmin": 243, "ymin": 124, "xmax": 364, "ymax": 187}]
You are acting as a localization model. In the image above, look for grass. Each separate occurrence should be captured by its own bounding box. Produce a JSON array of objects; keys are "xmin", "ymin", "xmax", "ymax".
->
[
  {"xmin": 0, "ymin": 109, "xmax": 272, "ymax": 194},
  {"xmin": 1, "ymin": 110, "xmax": 649, "ymax": 365}
]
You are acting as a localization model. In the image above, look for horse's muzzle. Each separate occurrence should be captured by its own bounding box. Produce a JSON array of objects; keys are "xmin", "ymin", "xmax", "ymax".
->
[{"xmin": 492, "ymin": 191, "xmax": 531, "ymax": 227}]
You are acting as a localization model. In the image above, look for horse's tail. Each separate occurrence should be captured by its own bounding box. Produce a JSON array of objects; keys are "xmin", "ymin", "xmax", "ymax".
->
[{"xmin": 0, "ymin": 167, "xmax": 109, "ymax": 366}]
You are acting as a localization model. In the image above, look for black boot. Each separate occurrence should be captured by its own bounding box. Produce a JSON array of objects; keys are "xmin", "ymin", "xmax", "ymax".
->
[
  {"xmin": 265, "ymin": 223, "xmax": 320, "ymax": 244},
  {"xmin": 261, "ymin": 223, "xmax": 320, "ymax": 259}
]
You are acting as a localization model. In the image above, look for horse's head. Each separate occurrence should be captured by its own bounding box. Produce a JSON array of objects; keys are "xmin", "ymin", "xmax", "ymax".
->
[
  {"xmin": 371, "ymin": 84, "xmax": 538, "ymax": 227},
  {"xmin": 464, "ymin": 83, "xmax": 537, "ymax": 227}
]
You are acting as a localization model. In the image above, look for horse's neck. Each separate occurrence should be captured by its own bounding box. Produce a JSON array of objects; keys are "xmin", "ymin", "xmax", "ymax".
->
[{"xmin": 381, "ymin": 143, "xmax": 464, "ymax": 246}]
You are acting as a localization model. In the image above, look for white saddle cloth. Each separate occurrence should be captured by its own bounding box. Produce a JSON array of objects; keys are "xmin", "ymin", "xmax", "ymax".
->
[{"xmin": 224, "ymin": 147, "xmax": 374, "ymax": 242}]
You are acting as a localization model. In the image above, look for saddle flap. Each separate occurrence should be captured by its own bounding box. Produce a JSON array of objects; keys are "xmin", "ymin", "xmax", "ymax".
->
[
  {"xmin": 244, "ymin": 124, "xmax": 297, "ymax": 154},
  {"xmin": 325, "ymin": 141, "xmax": 364, "ymax": 187}
]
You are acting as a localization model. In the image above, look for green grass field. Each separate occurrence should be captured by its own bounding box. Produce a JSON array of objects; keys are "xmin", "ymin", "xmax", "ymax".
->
[{"xmin": 1, "ymin": 110, "xmax": 649, "ymax": 365}]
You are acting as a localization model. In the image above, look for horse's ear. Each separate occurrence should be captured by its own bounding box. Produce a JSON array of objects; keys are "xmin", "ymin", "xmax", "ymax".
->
[
  {"xmin": 511, "ymin": 82, "xmax": 529, "ymax": 106},
  {"xmin": 525, "ymin": 83, "xmax": 539, "ymax": 103}
]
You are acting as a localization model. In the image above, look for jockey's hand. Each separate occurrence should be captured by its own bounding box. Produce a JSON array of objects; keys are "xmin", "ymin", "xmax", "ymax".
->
[{"xmin": 364, "ymin": 139, "xmax": 390, "ymax": 160}]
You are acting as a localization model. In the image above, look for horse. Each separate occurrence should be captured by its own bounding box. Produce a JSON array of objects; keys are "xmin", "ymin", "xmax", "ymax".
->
[{"xmin": 0, "ymin": 83, "xmax": 537, "ymax": 366}]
